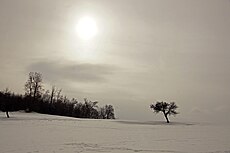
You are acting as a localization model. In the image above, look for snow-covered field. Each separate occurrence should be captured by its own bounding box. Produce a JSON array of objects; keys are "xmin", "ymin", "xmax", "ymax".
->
[{"xmin": 0, "ymin": 112, "xmax": 229, "ymax": 153}]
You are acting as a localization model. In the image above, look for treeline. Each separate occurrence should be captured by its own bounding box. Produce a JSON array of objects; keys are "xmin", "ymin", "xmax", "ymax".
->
[{"xmin": 0, "ymin": 72, "xmax": 115, "ymax": 119}]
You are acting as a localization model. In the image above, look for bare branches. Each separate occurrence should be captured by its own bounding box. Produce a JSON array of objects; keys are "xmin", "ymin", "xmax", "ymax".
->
[
  {"xmin": 150, "ymin": 101, "xmax": 179, "ymax": 123},
  {"xmin": 25, "ymin": 72, "xmax": 43, "ymax": 99}
]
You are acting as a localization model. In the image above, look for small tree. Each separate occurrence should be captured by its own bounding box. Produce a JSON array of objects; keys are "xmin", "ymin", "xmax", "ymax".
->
[
  {"xmin": 0, "ymin": 88, "xmax": 11, "ymax": 118},
  {"xmin": 150, "ymin": 101, "xmax": 178, "ymax": 123},
  {"xmin": 104, "ymin": 105, "xmax": 115, "ymax": 119}
]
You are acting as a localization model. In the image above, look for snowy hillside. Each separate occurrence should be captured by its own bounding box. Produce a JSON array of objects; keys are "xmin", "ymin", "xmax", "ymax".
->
[{"xmin": 0, "ymin": 112, "xmax": 229, "ymax": 153}]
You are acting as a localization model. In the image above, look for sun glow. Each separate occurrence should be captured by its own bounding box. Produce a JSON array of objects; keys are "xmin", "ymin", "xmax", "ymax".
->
[{"xmin": 76, "ymin": 16, "xmax": 98, "ymax": 40}]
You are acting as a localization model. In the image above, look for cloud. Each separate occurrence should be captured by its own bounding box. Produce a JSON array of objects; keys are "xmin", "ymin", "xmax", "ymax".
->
[{"xmin": 27, "ymin": 60, "xmax": 117, "ymax": 83}]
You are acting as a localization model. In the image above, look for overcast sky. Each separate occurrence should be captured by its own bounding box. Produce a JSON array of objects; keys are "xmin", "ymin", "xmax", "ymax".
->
[{"xmin": 0, "ymin": 0, "xmax": 230, "ymax": 123}]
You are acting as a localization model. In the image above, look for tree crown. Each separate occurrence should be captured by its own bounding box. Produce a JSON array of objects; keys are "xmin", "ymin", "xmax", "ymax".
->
[{"xmin": 150, "ymin": 101, "xmax": 178, "ymax": 116}]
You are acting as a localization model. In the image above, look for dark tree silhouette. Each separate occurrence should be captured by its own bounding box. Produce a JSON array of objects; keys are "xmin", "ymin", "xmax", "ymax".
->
[
  {"xmin": 98, "ymin": 107, "xmax": 106, "ymax": 119},
  {"xmin": 98, "ymin": 105, "xmax": 115, "ymax": 119},
  {"xmin": 1, "ymin": 72, "xmax": 116, "ymax": 120},
  {"xmin": 50, "ymin": 86, "xmax": 56, "ymax": 104},
  {"xmin": 25, "ymin": 72, "xmax": 43, "ymax": 111},
  {"xmin": 1, "ymin": 88, "xmax": 12, "ymax": 118},
  {"xmin": 0, "ymin": 88, "xmax": 26, "ymax": 118},
  {"xmin": 105, "ymin": 105, "xmax": 115, "ymax": 119},
  {"xmin": 25, "ymin": 72, "xmax": 43, "ymax": 98},
  {"xmin": 82, "ymin": 98, "xmax": 98, "ymax": 118},
  {"xmin": 150, "ymin": 101, "xmax": 178, "ymax": 123}
]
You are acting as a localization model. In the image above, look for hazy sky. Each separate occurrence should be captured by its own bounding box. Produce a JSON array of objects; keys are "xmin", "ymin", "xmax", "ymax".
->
[{"xmin": 0, "ymin": 0, "xmax": 230, "ymax": 123}]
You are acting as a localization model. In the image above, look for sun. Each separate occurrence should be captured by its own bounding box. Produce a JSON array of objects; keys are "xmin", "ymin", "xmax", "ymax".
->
[{"xmin": 76, "ymin": 16, "xmax": 98, "ymax": 40}]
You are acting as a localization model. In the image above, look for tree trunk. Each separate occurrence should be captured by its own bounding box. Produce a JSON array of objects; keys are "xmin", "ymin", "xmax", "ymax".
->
[
  {"xmin": 33, "ymin": 82, "xmax": 38, "ymax": 101},
  {"xmin": 6, "ymin": 111, "xmax": 9, "ymax": 118},
  {"xmin": 163, "ymin": 112, "xmax": 169, "ymax": 123}
]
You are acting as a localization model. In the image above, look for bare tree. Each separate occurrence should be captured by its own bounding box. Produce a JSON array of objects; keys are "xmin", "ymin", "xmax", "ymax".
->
[
  {"xmin": 150, "ymin": 101, "xmax": 178, "ymax": 123},
  {"xmin": 42, "ymin": 90, "xmax": 50, "ymax": 101},
  {"xmin": 25, "ymin": 72, "xmax": 43, "ymax": 99},
  {"xmin": 25, "ymin": 72, "xmax": 34, "ymax": 97},
  {"xmin": 83, "ymin": 98, "xmax": 98, "ymax": 118},
  {"xmin": 105, "ymin": 105, "xmax": 115, "ymax": 119},
  {"xmin": 98, "ymin": 107, "xmax": 106, "ymax": 119},
  {"xmin": 25, "ymin": 72, "xmax": 43, "ymax": 111},
  {"xmin": 50, "ymin": 86, "xmax": 56, "ymax": 104},
  {"xmin": 56, "ymin": 89, "xmax": 62, "ymax": 102},
  {"xmin": 32, "ymin": 72, "xmax": 43, "ymax": 100}
]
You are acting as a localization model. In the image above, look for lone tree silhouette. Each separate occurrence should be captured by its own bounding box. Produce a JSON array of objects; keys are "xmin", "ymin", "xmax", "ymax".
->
[{"xmin": 150, "ymin": 101, "xmax": 178, "ymax": 123}]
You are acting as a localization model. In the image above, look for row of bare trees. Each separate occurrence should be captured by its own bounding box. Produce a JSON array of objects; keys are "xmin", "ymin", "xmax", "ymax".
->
[{"xmin": 0, "ymin": 72, "xmax": 115, "ymax": 119}]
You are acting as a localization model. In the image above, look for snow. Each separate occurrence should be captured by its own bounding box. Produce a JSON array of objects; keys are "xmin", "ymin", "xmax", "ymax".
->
[{"xmin": 0, "ymin": 112, "xmax": 230, "ymax": 153}]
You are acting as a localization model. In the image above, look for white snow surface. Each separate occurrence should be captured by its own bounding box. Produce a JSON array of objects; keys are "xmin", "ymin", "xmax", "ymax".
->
[{"xmin": 0, "ymin": 112, "xmax": 229, "ymax": 153}]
